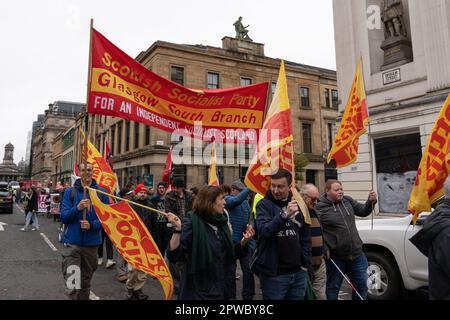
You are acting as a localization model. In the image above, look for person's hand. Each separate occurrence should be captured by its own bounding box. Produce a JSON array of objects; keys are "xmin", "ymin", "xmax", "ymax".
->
[
  {"xmin": 164, "ymin": 212, "xmax": 181, "ymax": 231},
  {"xmin": 324, "ymin": 250, "xmax": 330, "ymax": 260},
  {"xmin": 286, "ymin": 201, "xmax": 299, "ymax": 218},
  {"xmin": 80, "ymin": 220, "xmax": 90, "ymax": 230},
  {"xmin": 368, "ymin": 191, "xmax": 377, "ymax": 203},
  {"xmin": 77, "ymin": 199, "xmax": 91, "ymax": 211},
  {"xmin": 240, "ymin": 224, "xmax": 255, "ymax": 246}
]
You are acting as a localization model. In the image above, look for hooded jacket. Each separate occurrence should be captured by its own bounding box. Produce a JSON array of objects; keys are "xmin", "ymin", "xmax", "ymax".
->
[
  {"xmin": 410, "ymin": 199, "xmax": 450, "ymax": 300},
  {"xmin": 61, "ymin": 179, "xmax": 110, "ymax": 247},
  {"xmin": 316, "ymin": 195, "xmax": 374, "ymax": 260}
]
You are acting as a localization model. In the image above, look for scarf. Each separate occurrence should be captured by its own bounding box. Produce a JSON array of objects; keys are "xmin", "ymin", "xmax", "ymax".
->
[{"xmin": 189, "ymin": 210, "xmax": 235, "ymax": 286}]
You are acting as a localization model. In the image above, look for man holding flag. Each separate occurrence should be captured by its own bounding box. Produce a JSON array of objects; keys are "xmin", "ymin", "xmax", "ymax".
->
[
  {"xmin": 409, "ymin": 94, "xmax": 450, "ymax": 300},
  {"xmin": 61, "ymin": 162, "xmax": 110, "ymax": 300},
  {"xmin": 320, "ymin": 59, "xmax": 376, "ymax": 300},
  {"xmin": 245, "ymin": 61, "xmax": 311, "ymax": 300}
]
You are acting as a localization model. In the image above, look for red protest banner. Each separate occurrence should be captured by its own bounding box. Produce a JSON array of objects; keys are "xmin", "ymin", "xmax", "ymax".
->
[{"xmin": 88, "ymin": 29, "xmax": 268, "ymax": 143}]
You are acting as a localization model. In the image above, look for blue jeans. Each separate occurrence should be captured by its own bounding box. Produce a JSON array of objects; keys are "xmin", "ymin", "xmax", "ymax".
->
[
  {"xmin": 326, "ymin": 254, "xmax": 368, "ymax": 300},
  {"xmin": 260, "ymin": 270, "xmax": 307, "ymax": 300},
  {"xmin": 24, "ymin": 211, "xmax": 39, "ymax": 230}
]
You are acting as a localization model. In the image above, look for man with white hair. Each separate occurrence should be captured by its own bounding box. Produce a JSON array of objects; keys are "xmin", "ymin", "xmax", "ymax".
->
[
  {"xmin": 410, "ymin": 176, "xmax": 450, "ymax": 300},
  {"xmin": 300, "ymin": 184, "xmax": 328, "ymax": 300}
]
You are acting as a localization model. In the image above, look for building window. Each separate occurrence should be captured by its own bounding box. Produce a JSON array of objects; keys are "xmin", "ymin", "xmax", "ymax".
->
[
  {"xmin": 302, "ymin": 123, "xmax": 312, "ymax": 153},
  {"xmin": 271, "ymin": 81, "xmax": 277, "ymax": 96},
  {"xmin": 145, "ymin": 125, "xmax": 151, "ymax": 146},
  {"xmin": 240, "ymin": 77, "xmax": 252, "ymax": 86},
  {"xmin": 110, "ymin": 126, "xmax": 115, "ymax": 156},
  {"xmin": 125, "ymin": 121, "xmax": 130, "ymax": 152},
  {"xmin": 332, "ymin": 89, "xmax": 339, "ymax": 110},
  {"xmin": 172, "ymin": 165, "xmax": 187, "ymax": 183},
  {"xmin": 374, "ymin": 133, "xmax": 422, "ymax": 214},
  {"xmin": 171, "ymin": 66, "xmax": 184, "ymax": 85},
  {"xmin": 306, "ymin": 170, "xmax": 316, "ymax": 185},
  {"xmin": 325, "ymin": 88, "xmax": 330, "ymax": 108},
  {"xmin": 117, "ymin": 122, "xmax": 122, "ymax": 154},
  {"xmin": 207, "ymin": 72, "xmax": 219, "ymax": 89},
  {"xmin": 327, "ymin": 123, "xmax": 334, "ymax": 152},
  {"xmin": 300, "ymin": 87, "xmax": 310, "ymax": 108},
  {"xmin": 134, "ymin": 122, "xmax": 140, "ymax": 149}
]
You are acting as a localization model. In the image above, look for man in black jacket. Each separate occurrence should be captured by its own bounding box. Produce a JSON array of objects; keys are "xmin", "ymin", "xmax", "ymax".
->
[
  {"xmin": 410, "ymin": 176, "xmax": 450, "ymax": 300},
  {"xmin": 254, "ymin": 169, "xmax": 311, "ymax": 300},
  {"xmin": 164, "ymin": 177, "xmax": 192, "ymax": 295},
  {"xmin": 316, "ymin": 179, "xmax": 377, "ymax": 300},
  {"xmin": 20, "ymin": 186, "xmax": 39, "ymax": 231}
]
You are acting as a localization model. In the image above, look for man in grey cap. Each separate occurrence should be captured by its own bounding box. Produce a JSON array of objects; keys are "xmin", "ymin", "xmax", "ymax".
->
[{"xmin": 224, "ymin": 180, "xmax": 255, "ymax": 300}]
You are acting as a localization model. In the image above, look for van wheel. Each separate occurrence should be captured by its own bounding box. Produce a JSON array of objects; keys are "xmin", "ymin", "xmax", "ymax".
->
[{"xmin": 366, "ymin": 251, "xmax": 401, "ymax": 300}]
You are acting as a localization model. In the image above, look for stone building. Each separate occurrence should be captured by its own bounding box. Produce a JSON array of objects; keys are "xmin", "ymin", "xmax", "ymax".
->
[
  {"xmin": 88, "ymin": 35, "xmax": 339, "ymax": 191},
  {"xmin": 30, "ymin": 101, "xmax": 83, "ymax": 185},
  {"xmin": 0, "ymin": 143, "xmax": 24, "ymax": 182},
  {"xmin": 333, "ymin": 0, "xmax": 450, "ymax": 213}
]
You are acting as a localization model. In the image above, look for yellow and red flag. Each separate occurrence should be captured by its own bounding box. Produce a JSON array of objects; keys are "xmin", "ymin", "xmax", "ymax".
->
[
  {"xmin": 208, "ymin": 143, "xmax": 220, "ymax": 186},
  {"xmin": 88, "ymin": 189, "xmax": 173, "ymax": 299},
  {"xmin": 408, "ymin": 94, "xmax": 450, "ymax": 223},
  {"xmin": 80, "ymin": 130, "xmax": 117, "ymax": 194},
  {"xmin": 327, "ymin": 59, "xmax": 369, "ymax": 168},
  {"xmin": 88, "ymin": 28, "xmax": 268, "ymax": 143},
  {"xmin": 244, "ymin": 61, "xmax": 310, "ymax": 224}
]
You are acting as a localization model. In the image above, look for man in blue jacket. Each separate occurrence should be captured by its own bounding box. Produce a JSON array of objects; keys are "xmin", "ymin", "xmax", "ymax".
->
[
  {"xmin": 253, "ymin": 168, "xmax": 311, "ymax": 300},
  {"xmin": 61, "ymin": 162, "xmax": 110, "ymax": 300},
  {"xmin": 225, "ymin": 180, "xmax": 255, "ymax": 300}
]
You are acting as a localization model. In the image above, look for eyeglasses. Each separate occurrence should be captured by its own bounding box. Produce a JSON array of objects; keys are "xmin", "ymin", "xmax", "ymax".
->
[{"xmin": 306, "ymin": 195, "xmax": 319, "ymax": 203}]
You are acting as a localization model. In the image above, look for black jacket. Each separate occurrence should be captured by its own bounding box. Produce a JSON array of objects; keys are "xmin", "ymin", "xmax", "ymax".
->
[
  {"xmin": 252, "ymin": 191, "xmax": 311, "ymax": 277},
  {"xmin": 25, "ymin": 191, "xmax": 38, "ymax": 213},
  {"xmin": 316, "ymin": 195, "xmax": 374, "ymax": 260},
  {"xmin": 131, "ymin": 198, "xmax": 157, "ymax": 236},
  {"xmin": 410, "ymin": 199, "xmax": 450, "ymax": 300},
  {"xmin": 164, "ymin": 190, "xmax": 193, "ymax": 218},
  {"xmin": 167, "ymin": 214, "xmax": 246, "ymax": 300}
]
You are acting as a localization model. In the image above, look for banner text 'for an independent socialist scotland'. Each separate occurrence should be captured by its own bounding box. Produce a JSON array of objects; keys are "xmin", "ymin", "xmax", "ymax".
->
[{"xmin": 88, "ymin": 29, "xmax": 269, "ymax": 143}]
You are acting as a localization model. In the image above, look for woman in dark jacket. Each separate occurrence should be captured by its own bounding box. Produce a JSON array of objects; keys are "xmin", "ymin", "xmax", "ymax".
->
[
  {"xmin": 20, "ymin": 186, "xmax": 39, "ymax": 231},
  {"xmin": 166, "ymin": 185, "xmax": 254, "ymax": 300}
]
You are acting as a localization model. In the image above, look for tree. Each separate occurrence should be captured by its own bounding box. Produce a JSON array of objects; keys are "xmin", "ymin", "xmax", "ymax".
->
[{"xmin": 294, "ymin": 153, "xmax": 309, "ymax": 182}]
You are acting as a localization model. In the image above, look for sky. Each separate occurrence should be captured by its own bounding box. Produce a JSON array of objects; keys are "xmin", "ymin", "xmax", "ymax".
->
[{"xmin": 0, "ymin": 0, "xmax": 336, "ymax": 164}]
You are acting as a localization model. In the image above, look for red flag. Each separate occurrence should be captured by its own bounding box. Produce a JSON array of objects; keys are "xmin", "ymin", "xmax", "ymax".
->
[
  {"xmin": 162, "ymin": 146, "xmax": 172, "ymax": 185},
  {"xmin": 73, "ymin": 162, "xmax": 79, "ymax": 176},
  {"xmin": 104, "ymin": 139, "xmax": 114, "ymax": 170}
]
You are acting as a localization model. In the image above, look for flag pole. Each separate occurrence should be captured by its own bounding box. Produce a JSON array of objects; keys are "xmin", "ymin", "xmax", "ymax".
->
[
  {"xmin": 359, "ymin": 55, "xmax": 376, "ymax": 230},
  {"xmin": 82, "ymin": 19, "xmax": 94, "ymax": 221}
]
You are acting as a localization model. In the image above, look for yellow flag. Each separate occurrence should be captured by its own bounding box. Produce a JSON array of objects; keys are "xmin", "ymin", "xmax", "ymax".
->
[
  {"xmin": 88, "ymin": 189, "xmax": 173, "ymax": 299},
  {"xmin": 327, "ymin": 59, "xmax": 369, "ymax": 168},
  {"xmin": 208, "ymin": 142, "xmax": 219, "ymax": 186},
  {"xmin": 80, "ymin": 129, "xmax": 117, "ymax": 193},
  {"xmin": 244, "ymin": 61, "xmax": 310, "ymax": 224},
  {"xmin": 408, "ymin": 94, "xmax": 450, "ymax": 223}
]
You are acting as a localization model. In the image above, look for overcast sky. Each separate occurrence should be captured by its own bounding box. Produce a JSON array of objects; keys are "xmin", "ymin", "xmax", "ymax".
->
[{"xmin": 0, "ymin": 0, "xmax": 335, "ymax": 164}]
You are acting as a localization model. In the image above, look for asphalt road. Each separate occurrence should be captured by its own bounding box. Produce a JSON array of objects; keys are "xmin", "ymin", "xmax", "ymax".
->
[
  {"xmin": 0, "ymin": 203, "xmax": 255, "ymax": 300},
  {"xmin": 0, "ymin": 203, "xmax": 424, "ymax": 301}
]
